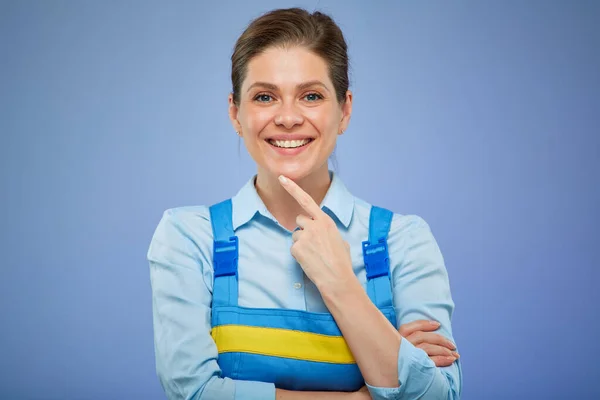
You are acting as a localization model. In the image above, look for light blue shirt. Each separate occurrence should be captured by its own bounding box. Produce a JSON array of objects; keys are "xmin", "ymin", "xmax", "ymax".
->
[{"xmin": 147, "ymin": 172, "xmax": 462, "ymax": 400}]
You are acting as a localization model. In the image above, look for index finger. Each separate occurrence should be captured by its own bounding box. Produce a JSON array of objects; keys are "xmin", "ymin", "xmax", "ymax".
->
[
  {"xmin": 278, "ymin": 175, "xmax": 323, "ymax": 219},
  {"xmin": 398, "ymin": 320, "xmax": 441, "ymax": 337}
]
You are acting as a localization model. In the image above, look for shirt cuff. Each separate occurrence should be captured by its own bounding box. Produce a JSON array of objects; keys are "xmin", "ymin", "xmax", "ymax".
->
[
  {"xmin": 366, "ymin": 336, "xmax": 437, "ymax": 400},
  {"xmin": 234, "ymin": 380, "xmax": 276, "ymax": 400}
]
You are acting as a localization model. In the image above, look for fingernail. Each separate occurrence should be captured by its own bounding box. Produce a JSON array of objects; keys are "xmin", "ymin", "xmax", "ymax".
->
[
  {"xmin": 452, "ymin": 352, "xmax": 460, "ymax": 358},
  {"xmin": 278, "ymin": 175, "xmax": 288, "ymax": 184},
  {"xmin": 447, "ymin": 356, "xmax": 456, "ymax": 362},
  {"xmin": 447, "ymin": 342, "xmax": 456, "ymax": 350},
  {"xmin": 430, "ymin": 321, "xmax": 440, "ymax": 326}
]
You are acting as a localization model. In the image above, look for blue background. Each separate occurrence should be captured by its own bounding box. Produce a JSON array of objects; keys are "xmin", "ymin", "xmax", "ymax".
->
[{"xmin": 1, "ymin": 1, "xmax": 598, "ymax": 399}]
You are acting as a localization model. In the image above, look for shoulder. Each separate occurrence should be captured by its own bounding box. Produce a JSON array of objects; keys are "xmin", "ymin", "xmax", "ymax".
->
[
  {"xmin": 154, "ymin": 205, "xmax": 213, "ymax": 236},
  {"xmin": 353, "ymin": 196, "xmax": 441, "ymax": 269},
  {"xmin": 353, "ymin": 196, "xmax": 433, "ymax": 241},
  {"xmin": 389, "ymin": 213, "xmax": 433, "ymax": 242},
  {"xmin": 383, "ymin": 211, "xmax": 446, "ymax": 279},
  {"xmin": 354, "ymin": 199, "xmax": 448, "ymax": 286},
  {"xmin": 147, "ymin": 205, "xmax": 215, "ymax": 260}
]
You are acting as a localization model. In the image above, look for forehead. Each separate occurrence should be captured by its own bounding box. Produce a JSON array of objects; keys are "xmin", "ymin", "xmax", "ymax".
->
[{"xmin": 243, "ymin": 46, "xmax": 332, "ymax": 90}]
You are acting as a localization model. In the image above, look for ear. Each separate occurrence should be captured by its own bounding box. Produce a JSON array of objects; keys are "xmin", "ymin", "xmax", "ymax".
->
[
  {"xmin": 228, "ymin": 93, "xmax": 242, "ymax": 135},
  {"xmin": 338, "ymin": 90, "xmax": 353, "ymax": 135}
]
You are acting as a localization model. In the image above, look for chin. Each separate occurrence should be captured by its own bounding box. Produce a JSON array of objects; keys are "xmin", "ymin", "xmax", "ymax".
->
[{"xmin": 268, "ymin": 163, "xmax": 313, "ymax": 182}]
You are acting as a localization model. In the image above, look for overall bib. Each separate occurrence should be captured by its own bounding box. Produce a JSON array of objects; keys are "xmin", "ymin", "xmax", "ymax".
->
[{"xmin": 209, "ymin": 199, "xmax": 397, "ymax": 392}]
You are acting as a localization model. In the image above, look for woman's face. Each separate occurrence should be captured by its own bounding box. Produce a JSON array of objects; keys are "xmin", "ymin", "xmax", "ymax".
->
[{"xmin": 229, "ymin": 46, "xmax": 352, "ymax": 182}]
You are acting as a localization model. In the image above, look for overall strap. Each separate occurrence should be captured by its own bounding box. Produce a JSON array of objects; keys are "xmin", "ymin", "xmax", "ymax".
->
[
  {"xmin": 362, "ymin": 206, "xmax": 394, "ymax": 309},
  {"xmin": 209, "ymin": 199, "xmax": 238, "ymax": 307}
]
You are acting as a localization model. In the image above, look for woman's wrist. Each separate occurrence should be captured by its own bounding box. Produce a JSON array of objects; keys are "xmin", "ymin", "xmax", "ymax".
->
[
  {"xmin": 276, "ymin": 388, "xmax": 364, "ymax": 399},
  {"xmin": 349, "ymin": 386, "xmax": 371, "ymax": 400},
  {"xmin": 318, "ymin": 273, "xmax": 364, "ymax": 309}
]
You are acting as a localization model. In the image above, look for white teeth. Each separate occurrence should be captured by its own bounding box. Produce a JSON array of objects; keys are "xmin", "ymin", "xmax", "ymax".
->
[{"xmin": 270, "ymin": 139, "xmax": 311, "ymax": 148}]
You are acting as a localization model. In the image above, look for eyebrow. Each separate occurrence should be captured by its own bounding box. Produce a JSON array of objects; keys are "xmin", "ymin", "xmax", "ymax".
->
[{"xmin": 246, "ymin": 80, "xmax": 330, "ymax": 93}]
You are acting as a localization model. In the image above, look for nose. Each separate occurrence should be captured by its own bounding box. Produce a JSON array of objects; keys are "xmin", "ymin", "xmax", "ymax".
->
[{"xmin": 274, "ymin": 101, "xmax": 304, "ymax": 129}]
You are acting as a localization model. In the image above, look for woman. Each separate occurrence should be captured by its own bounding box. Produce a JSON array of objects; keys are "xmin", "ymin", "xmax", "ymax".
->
[{"xmin": 148, "ymin": 7, "xmax": 462, "ymax": 400}]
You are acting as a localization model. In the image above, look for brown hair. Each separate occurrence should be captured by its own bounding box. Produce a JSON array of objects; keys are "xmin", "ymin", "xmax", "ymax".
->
[{"xmin": 231, "ymin": 8, "xmax": 349, "ymax": 106}]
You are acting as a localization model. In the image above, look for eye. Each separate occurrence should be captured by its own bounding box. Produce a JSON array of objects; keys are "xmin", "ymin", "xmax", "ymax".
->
[
  {"xmin": 254, "ymin": 93, "xmax": 273, "ymax": 103},
  {"xmin": 303, "ymin": 92, "xmax": 323, "ymax": 102}
]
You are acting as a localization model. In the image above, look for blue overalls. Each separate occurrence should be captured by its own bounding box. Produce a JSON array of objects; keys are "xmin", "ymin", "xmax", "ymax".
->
[{"xmin": 209, "ymin": 199, "xmax": 397, "ymax": 392}]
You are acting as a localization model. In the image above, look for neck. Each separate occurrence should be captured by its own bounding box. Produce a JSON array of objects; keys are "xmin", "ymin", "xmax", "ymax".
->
[{"xmin": 255, "ymin": 166, "xmax": 331, "ymax": 231}]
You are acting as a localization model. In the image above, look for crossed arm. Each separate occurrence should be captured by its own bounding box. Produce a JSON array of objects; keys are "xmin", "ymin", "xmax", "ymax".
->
[
  {"xmin": 276, "ymin": 320, "xmax": 458, "ymax": 400},
  {"xmin": 276, "ymin": 176, "xmax": 462, "ymax": 399},
  {"xmin": 148, "ymin": 180, "xmax": 462, "ymax": 400}
]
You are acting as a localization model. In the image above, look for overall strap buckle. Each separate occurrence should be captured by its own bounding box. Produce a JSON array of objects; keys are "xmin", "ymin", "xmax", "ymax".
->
[
  {"xmin": 362, "ymin": 238, "xmax": 390, "ymax": 280},
  {"xmin": 213, "ymin": 236, "xmax": 239, "ymax": 278}
]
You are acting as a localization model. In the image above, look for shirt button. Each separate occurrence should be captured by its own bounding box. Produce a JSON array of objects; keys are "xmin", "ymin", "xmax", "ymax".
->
[{"xmin": 293, "ymin": 282, "xmax": 302, "ymax": 289}]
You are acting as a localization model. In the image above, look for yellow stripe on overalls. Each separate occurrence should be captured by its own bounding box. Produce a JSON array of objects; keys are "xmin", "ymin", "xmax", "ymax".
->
[{"xmin": 211, "ymin": 325, "xmax": 356, "ymax": 364}]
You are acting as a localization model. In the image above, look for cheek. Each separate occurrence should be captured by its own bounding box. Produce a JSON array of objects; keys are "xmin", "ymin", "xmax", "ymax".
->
[
  {"xmin": 243, "ymin": 107, "xmax": 273, "ymax": 135},
  {"xmin": 306, "ymin": 108, "xmax": 340, "ymax": 136}
]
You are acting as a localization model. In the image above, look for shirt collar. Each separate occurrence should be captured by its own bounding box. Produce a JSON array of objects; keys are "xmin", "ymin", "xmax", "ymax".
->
[{"xmin": 231, "ymin": 171, "xmax": 355, "ymax": 231}]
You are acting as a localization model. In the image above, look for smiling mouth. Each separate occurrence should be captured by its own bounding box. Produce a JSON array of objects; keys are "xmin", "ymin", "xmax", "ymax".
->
[{"xmin": 267, "ymin": 138, "xmax": 314, "ymax": 149}]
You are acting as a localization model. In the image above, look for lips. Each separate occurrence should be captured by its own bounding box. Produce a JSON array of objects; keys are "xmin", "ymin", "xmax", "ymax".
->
[
  {"xmin": 265, "ymin": 136, "xmax": 315, "ymax": 156},
  {"xmin": 267, "ymin": 138, "xmax": 313, "ymax": 149}
]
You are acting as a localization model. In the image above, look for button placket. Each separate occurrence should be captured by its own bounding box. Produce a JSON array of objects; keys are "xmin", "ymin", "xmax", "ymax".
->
[{"xmin": 287, "ymin": 236, "xmax": 306, "ymax": 310}]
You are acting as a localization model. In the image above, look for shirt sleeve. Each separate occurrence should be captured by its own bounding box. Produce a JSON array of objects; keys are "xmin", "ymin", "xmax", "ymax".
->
[
  {"xmin": 147, "ymin": 209, "xmax": 276, "ymax": 400},
  {"xmin": 366, "ymin": 215, "xmax": 463, "ymax": 400}
]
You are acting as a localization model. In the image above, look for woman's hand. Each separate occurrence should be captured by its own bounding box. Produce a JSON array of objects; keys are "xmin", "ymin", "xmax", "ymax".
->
[
  {"xmin": 352, "ymin": 321, "xmax": 458, "ymax": 398},
  {"xmin": 399, "ymin": 320, "xmax": 460, "ymax": 367},
  {"xmin": 279, "ymin": 175, "xmax": 355, "ymax": 291}
]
